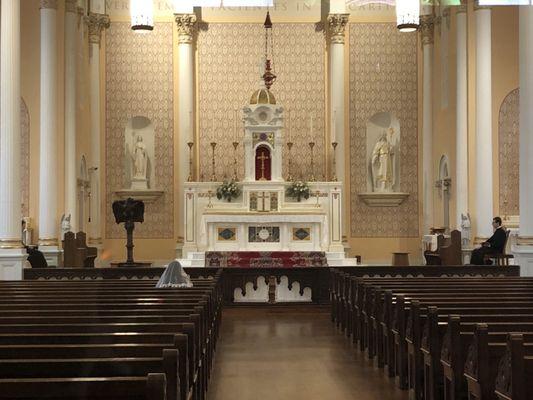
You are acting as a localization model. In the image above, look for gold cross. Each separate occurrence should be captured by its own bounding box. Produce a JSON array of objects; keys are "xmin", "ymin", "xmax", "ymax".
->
[{"xmin": 257, "ymin": 151, "xmax": 270, "ymax": 181}]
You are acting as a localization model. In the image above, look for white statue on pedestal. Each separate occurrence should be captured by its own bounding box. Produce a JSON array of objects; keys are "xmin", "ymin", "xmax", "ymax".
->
[
  {"xmin": 371, "ymin": 128, "xmax": 395, "ymax": 193},
  {"xmin": 460, "ymin": 213, "xmax": 471, "ymax": 247},
  {"xmin": 60, "ymin": 214, "xmax": 71, "ymax": 240},
  {"xmin": 130, "ymin": 135, "xmax": 148, "ymax": 190}
]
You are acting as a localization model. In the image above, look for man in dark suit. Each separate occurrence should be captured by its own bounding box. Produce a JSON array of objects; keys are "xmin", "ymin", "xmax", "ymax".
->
[{"xmin": 470, "ymin": 217, "xmax": 507, "ymax": 265}]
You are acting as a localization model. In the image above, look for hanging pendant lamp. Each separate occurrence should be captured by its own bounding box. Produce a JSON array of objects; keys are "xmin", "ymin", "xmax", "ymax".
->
[
  {"xmin": 131, "ymin": 0, "xmax": 154, "ymax": 32},
  {"xmin": 396, "ymin": 0, "xmax": 420, "ymax": 32}
]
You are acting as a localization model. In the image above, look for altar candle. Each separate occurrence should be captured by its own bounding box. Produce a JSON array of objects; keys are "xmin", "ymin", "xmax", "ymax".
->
[
  {"xmin": 234, "ymin": 109, "xmax": 238, "ymax": 141},
  {"xmin": 332, "ymin": 110, "xmax": 336, "ymax": 143}
]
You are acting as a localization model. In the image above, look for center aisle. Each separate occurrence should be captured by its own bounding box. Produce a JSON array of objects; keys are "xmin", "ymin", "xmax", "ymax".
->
[{"xmin": 207, "ymin": 306, "xmax": 408, "ymax": 400}]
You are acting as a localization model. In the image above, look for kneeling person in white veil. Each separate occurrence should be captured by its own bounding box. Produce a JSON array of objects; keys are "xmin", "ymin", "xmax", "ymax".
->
[{"xmin": 156, "ymin": 260, "xmax": 193, "ymax": 288}]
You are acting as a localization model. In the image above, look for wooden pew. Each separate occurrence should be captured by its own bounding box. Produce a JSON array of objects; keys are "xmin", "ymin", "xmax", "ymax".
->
[
  {"xmin": 494, "ymin": 334, "xmax": 533, "ymax": 400},
  {"xmin": 0, "ymin": 373, "xmax": 167, "ymax": 400}
]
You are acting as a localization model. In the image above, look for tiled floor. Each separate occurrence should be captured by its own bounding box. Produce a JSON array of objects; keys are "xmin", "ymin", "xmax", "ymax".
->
[{"xmin": 207, "ymin": 306, "xmax": 409, "ymax": 400}]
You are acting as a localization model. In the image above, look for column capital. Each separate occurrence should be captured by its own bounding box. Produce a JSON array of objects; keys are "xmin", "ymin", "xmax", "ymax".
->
[
  {"xmin": 40, "ymin": 0, "xmax": 58, "ymax": 9},
  {"xmin": 474, "ymin": 1, "xmax": 491, "ymax": 11},
  {"xmin": 457, "ymin": 0, "xmax": 468, "ymax": 13},
  {"xmin": 327, "ymin": 13, "xmax": 349, "ymax": 45},
  {"xmin": 175, "ymin": 13, "xmax": 197, "ymax": 45},
  {"xmin": 85, "ymin": 12, "xmax": 110, "ymax": 45},
  {"xmin": 420, "ymin": 14, "xmax": 435, "ymax": 46},
  {"xmin": 65, "ymin": 0, "xmax": 77, "ymax": 13}
]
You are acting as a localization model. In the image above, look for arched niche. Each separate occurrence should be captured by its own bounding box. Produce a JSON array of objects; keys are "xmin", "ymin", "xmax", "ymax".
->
[
  {"xmin": 365, "ymin": 112, "xmax": 401, "ymax": 193},
  {"xmin": 255, "ymin": 144, "xmax": 272, "ymax": 181},
  {"xmin": 124, "ymin": 116, "xmax": 155, "ymax": 189},
  {"xmin": 498, "ymin": 88, "xmax": 519, "ymax": 218}
]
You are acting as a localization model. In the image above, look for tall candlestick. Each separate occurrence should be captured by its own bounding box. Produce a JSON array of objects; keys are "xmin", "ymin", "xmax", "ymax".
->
[
  {"xmin": 309, "ymin": 142, "xmax": 316, "ymax": 182},
  {"xmin": 331, "ymin": 142, "xmax": 338, "ymax": 182},
  {"xmin": 287, "ymin": 142, "xmax": 294, "ymax": 182},
  {"xmin": 211, "ymin": 115, "xmax": 215, "ymax": 142},
  {"xmin": 210, "ymin": 142, "xmax": 217, "ymax": 182},
  {"xmin": 187, "ymin": 142, "xmax": 194, "ymax": 182},
  {"xmin": 234, "ymin": 109, "xmax": 237, "ymax": 142},
  {"xmin": 287, "ymin": 109, "xmax": 291, "ymax": 143},
  {"xmin": 232, "ymin": 141, "xmax": 239, "ymax": 181}
]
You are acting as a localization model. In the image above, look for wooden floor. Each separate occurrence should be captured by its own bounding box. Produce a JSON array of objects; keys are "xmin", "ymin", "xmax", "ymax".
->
[{"xmin": 207, "ymin": 306, "xmax": 409, "ymax": 400}]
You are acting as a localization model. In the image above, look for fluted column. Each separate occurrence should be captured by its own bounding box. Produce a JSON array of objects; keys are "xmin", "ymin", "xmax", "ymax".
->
[
  {"xmin": 0, "ymin": 0, "xmax": 26, "ymax": 280},
  {"xmin": 420, "ymin": 14, "xmax": 434, "ymax": 234},
  {"xmin": 327, "ymin": 13, "xmax": 348, "ymax": 250},
  {"xmin": 455, "ymin": 1, "xmax": 469, "ymax": 232},
  {"xmin": 64, "ymin": 0, "xmax": 78, "ymax": 231},
  {"xmin": 86, "ymin": 11, "xmax": 110, "ymax": 246},
  {"xmin": 474, "ymin": 3, "xmax": 493, "ymax": 240},
  {"xmin": 175, "ymin": 13, "xmax": 197, "ymax": 257},
  {"xmin": 513, "ymin": 6, "xmax": 533, "ymax": 276},
  {"xmin": 39, "ymin": 0, "xmax": 61, "ymax": 265}
]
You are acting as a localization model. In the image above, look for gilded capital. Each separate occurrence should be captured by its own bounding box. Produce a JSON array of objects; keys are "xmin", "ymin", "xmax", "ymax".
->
[
  {"xmin": 175, "ymin": 14, "xmax": 198, "ymax": 44},
  {"xmin": 419, "ymin": 15, "xmax": 435, "ymax": 46},
  {"xmin": 65, "ymin": 0, "xmax": 77, "ymax": 13},
  {"xmin": 40, "ymin": 0, "xmax": 58, "ymax": 9},
  {"xmin": 85, "ymin": 13, "xmax": 110, "ymax": 45},
  {"xmin": 457, "ymin": 0, "xmax": 468, "ymax": 13},
  {"xmin": 327, "ymin": 13, "xmax": 349, "ymax": 45}
]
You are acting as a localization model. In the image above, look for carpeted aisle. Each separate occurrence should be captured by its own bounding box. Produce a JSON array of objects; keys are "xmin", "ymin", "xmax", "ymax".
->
[{"xmin": 207, "ymin": 306, "xmax": 408, "ymax": 400}]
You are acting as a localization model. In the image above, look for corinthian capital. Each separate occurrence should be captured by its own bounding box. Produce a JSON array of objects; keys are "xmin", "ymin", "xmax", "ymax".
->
[
  {"xmin": 327, "ymin": 13, "xmax": 349, "ymax": 45},
  {"xmin": 175, "ymin": 14, "xmax": 198, "ymax": 45},
  {"xmin": 457, "ymin": 0, "xmax": 468, "ymax": 13},
  {"xmin": 85, "ymin": 12, "xmax": 110, "ymax": 45},
  {"xmin": 420, "ymin": 15, "xmax": 435, "ymax": 46},
  {"xmin": 40, "ymin": 0, "xmax": 58, "ymax": 9},
  {"xmin": 65, "ymin": 0, "xmax": 77, "ymax": 13}
]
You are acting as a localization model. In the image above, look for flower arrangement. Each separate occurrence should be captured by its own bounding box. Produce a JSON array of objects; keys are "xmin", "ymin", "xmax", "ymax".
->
[
  {"xmin": 216, "ymin": 180, "xmax": 241, "ymax": 202},
  {"xmin": 286, "ymin": 181, "xmax": 310, "ymax": 202}
]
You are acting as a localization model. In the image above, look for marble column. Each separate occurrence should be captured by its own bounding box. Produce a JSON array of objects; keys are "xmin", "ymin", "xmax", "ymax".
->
[
  {"xmin": 39, "ymin": 0, "xmax": 61, "ymax": 266},
  {"xmin": 455, "ymin": 1, "xmax": 469, "ymax": 232},
  {"xmin": 513, "ymin": 6, "xmax": 533, "ymax": 276},
  {"xmin": 64, "ymin": 0, "xmax": 78, "ymax": 231},
  {"xmin": 86, "ymin": 12, "xmax": 110, "ymax": 247},
  {"xmin": 474, "ymin": 3, "xmax": 493, "ymax": 240},
  {"xmin": 0, "ymin": 0, "xmax": 26, "ymax": 280},
  {"xmin": 327, "ymin": 13, "xmax": 349, "ymax": 247},
  {"xmin": 420, "ymin": 14, "xmax": 435, "ymax": 234},
  {"xmin": 175, "ymin": 13, "xmax": 197, "ymax": 257}
]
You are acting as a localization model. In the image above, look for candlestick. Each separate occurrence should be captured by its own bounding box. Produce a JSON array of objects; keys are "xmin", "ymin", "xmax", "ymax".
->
[
  {"xmin": 232, "ymin": 141, "xmax": 239, "ymax": 181},
  {"xmin": 332, "ymin": 110, "xmax": 336, "ymax": 143},
  {"xmin": 287, "ymin": 142, "xmax": 294, "ymax": 182},
  {"xmin": 309, "ymin": 142, "xmax": 316, "ymax": 182},
  {"xmin": 210, "ymin": 142, "xmax": 217, "ymax": 182},
  {"xmin": 187, "ymin": 142, "xmax": 194, "ymax": 182},
  {"xmin": 211, "ymin": 115, "xmax": 215, "ymax": 142},
  {"xmin": 287, "ymin": 109, "xmax": 291, "ymax": 143},
  {"xmin": 331, "ymin": 142, "xmax": 338, "ymax": 182},
  {"xmin": 234, "ymin": 109, "xmax": 238, "ymax": 142}
]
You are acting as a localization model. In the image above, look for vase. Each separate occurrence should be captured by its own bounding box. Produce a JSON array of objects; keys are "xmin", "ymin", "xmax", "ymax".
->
[
  {"xmin": 227, "ymin": 197, "xmax": 232, "ymax": 203},
  {"xmin": 296, "ymin": 194, "xmax": 301, "ymax": 202}
]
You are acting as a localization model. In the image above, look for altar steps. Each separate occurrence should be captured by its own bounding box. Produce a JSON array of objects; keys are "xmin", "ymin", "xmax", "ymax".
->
[{"xmin": 177, "ymin": 252, "xmax": 359, "ymax": 267}]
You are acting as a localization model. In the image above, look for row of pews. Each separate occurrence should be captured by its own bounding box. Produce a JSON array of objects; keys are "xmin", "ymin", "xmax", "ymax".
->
[
  {"xmin": 0, "ymin": 270, "xmax": 223, "ymax": 400},
  {"xmin": 330, "ymin": 269, "xmax": 533, "ymax": 400}
]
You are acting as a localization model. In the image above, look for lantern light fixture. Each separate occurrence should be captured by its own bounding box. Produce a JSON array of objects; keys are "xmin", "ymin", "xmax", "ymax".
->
[
  {"xmin": 130, "ymin": 0, "xmax": 154, "ymax": 32},
  {"xmin": 396, "ymin": 0, "xmax": 420, "ymax": 32}
]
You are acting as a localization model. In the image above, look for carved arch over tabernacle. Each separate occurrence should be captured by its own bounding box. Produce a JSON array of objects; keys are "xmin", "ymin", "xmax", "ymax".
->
[
  {"xmin": 498, "ymin": 88, "xmax": 519, "ymax": 217},
  {"xmin": 21, "ymin": 98, "xmax": 30, "ymax": 217}
]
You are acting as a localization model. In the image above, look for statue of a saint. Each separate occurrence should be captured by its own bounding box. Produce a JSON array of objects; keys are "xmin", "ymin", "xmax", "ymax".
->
[
  {"xmin": 460, "ymin": 213, "xmax": 471, "ymax": 248},
  {"xmin": 371, "ymin": 128, "xmax": 395, "ymax": 192},
  {"xmin": 132, "ymin": 135, "xmax": 147, "ymax": 180}
]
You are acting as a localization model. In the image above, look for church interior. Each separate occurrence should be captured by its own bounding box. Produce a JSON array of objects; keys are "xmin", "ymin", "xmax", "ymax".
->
[{"xmin": 1, "ymin": 0, "xmax": 533, "ymax": 399}]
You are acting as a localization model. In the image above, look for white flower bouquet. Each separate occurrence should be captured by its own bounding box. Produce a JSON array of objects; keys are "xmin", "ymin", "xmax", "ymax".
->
[
  {"xmin": 286, "ymin": 181, "xmax": 310, "ymax": 202},
  {"xmin": 216, "ymin": 180, "xmax": 241, "ymax": 202}
]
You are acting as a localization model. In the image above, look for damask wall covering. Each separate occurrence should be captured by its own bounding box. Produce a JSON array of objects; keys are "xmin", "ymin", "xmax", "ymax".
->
[
  {"xmin": 105, "ymin": 23, "xmax": 174, "ymax": 239},
  {"xmin": 349, "ymin": 24, "xmax": 419, "ymax": 238},
  {"xmin": 197, "ymin": 23, "xmax": 326, "ymax": 181},
  {"xmin": 498, "ymin": 88, "xmax": 519, "ymax": 217}
]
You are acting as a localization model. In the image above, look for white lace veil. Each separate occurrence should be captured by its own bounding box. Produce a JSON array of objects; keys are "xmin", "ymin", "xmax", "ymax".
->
[{"xmin": 156, "ymin": 260, "xmax": 193, "ymax": 288}]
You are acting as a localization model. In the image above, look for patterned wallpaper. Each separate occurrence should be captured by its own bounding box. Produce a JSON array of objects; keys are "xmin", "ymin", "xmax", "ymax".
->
[
  {"xmin": 349, "ymin": 24, "xmax": 419, "ymax": 237},
  {"xmin": 21, "ymin": 99, "xmax": 30, "ymax": 217},
  {"xmin": 105, "ymin": 23, "xmax": 174, "ymax": 239},
  {"xmin": 498, "ymin": 88, "xmax": 519, "ymax": 216},
  {"xmin": 197, "ymin": 23, "xmax": 326, "ymax": 181}
]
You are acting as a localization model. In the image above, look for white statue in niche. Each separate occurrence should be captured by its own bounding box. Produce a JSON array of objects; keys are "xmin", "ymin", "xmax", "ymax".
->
[
  {"xmin": 132, "ymin": 135, "xmax": 148, "ymax": 180},
  {"xmin": 371, "ymin": 127, "xmax": 396, "ymax": 193}
]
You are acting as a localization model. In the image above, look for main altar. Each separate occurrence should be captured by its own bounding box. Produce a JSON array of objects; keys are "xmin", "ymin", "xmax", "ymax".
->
[{"xmin": 178, "ymin": 83, "xmax": 355, "ymax": 267}]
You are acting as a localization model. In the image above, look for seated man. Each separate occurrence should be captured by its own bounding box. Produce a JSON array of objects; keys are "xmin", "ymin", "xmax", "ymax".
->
[{"xmin": 470, "ymin": 216, "xmax": 506, "ymax": 265}]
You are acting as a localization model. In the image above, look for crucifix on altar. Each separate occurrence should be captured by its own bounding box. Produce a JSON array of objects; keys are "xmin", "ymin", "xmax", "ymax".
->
[{"xmin": 255, "ymin": 146, "xmax": 271, "ymax": 181}]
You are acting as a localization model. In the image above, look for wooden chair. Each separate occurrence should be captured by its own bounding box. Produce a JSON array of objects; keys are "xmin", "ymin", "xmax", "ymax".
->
[
  {"xmin": 424, "ymin": 230, "xmax": 462, "ymax": 265},
  {"xmin": 62, "ymin": 231, "xmax": 97, "ymax": 268},
  {"xmin": 484, "ymin": 229, "xmax": 514, "ymax": 266}
]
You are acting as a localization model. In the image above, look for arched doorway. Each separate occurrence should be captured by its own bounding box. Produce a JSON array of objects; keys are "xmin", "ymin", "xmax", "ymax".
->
[{"xmin": 255, "ymin": 145, "xmax": 271, "ymax": 181}]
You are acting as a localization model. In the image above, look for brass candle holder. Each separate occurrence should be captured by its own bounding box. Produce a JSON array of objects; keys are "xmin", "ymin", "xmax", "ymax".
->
[
  {"xmin": 187, "ymin": 142, "xmax": 194, "ymax": 182},
  {"xmin": 210, "ymin": 142, "xmax": 217, "ymax": 182},
  {"xmin": 331, "ymin": 142, "xmax": 338, "ymax": 182},
  {"xmin": 308, "ymin": 141, "xmax": 316, "ymax": 182},
  {"xmin": 286, "ymin": 142, "xmax": 294, "ymax": 181},
  {"xmin": 232, "ymin": 141, "xmax": 239, "ymax": 181}
]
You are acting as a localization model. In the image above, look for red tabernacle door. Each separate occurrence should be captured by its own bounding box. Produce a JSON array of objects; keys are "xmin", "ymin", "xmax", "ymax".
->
[{"xmin": 255, "ymin": 145, "xmax": 271, "ymax": 181}]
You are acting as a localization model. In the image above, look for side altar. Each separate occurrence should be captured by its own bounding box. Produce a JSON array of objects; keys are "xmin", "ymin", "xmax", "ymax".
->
[{"xmin": 178, "ymin": 83, "xmax": 355, "ymax": 267}]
